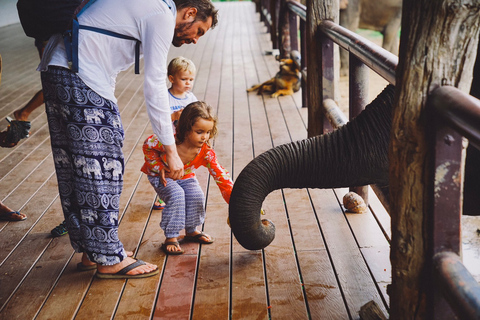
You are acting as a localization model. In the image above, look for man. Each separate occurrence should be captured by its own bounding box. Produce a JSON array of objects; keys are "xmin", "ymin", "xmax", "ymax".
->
[{"xmin": 37, "ymin": 0, "xmax": 218, "ymax": 279}]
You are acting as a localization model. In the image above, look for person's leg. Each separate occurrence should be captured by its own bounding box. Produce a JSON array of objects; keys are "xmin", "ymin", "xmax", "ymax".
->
[
  {"xmin": 181, "ymin": 178, "xmax": 213, "ymax": 243},
  {"xmin": 14, "ymin": 90, "xmax": 44, "ymax": 121},
  {"xmin": 148, "ymin": 175, "xmax": 186, "ymax": 254},
  {"xmin": 42, "ymin": 67, "xmax": 156, "ymax": 277}
]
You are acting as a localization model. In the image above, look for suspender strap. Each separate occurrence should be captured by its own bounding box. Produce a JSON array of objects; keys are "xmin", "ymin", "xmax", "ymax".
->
[
  {"xmin": 65, "ymin": 0, "xmax": 173, "ymax": 74},
  {"xmin": 79, "ymin": 25, "xmax": 141, "ymax": 74},
  {"xmin": 65, "ymin": 22, "xmax": 141, "ymax": 74}
]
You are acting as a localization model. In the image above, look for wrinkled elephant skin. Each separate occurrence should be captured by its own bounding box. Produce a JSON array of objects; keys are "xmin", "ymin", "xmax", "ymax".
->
[{"xmin": 229, "ymin": 85, "xmax": 395, "ymax": 250}]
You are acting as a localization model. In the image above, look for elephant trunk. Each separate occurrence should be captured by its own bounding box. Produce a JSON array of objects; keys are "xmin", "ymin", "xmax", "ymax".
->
[{"xmin": 229, "ymin": 85, "xmax": 395, "ymax": 250}]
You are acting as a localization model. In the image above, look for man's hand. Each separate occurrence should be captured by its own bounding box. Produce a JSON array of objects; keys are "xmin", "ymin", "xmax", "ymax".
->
[{"xmin": 164, "ymin": 144, "xmax": 184, "ymax": 180}]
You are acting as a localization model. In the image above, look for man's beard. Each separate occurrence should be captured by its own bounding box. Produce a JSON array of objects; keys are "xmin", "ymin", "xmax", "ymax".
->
[{"xmin": 172, "ymin": 21, "xmax": 195, "ymax": 47}]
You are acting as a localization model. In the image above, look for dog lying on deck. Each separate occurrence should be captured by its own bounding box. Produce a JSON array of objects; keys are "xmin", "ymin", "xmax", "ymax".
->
[{"xmin": 247, "ymin": 50, "xmax": 301, "ymax": 98}]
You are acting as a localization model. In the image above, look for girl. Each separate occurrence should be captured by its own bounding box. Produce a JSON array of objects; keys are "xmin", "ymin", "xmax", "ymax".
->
[{"xmin": 141, "ymin": 101, "xmax": 233, "ymax": 255}]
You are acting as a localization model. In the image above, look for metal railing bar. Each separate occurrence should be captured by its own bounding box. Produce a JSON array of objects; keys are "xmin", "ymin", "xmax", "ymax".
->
[
  {"xmin": 433, "ymin": 251, "xmax": 480, "ymax": 320},
  {"xmin": 286, "ymin": 0, "xmax": 306, "ymax": 21}
]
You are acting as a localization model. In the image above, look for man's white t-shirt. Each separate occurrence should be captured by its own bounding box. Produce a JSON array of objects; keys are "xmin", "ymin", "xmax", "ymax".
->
[{"xmin": 38, "ymin": 0, "xmax": 177, "ymax": 146}]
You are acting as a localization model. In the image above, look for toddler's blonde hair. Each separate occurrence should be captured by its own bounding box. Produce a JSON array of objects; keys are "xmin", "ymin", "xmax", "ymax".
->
[{"xmin": 167, "ymin": 56, "xmax": 196, "ymax": 77}]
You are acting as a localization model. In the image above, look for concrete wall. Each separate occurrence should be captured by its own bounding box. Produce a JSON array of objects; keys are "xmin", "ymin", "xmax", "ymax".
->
[{"xmin": 0, "ymin": 0, "xmax": 20, "ymax": 28}]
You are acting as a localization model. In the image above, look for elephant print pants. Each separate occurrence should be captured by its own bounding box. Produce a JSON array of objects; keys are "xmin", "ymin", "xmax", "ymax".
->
[
  {"xmin": 147, "ymin": 176, "xmax": 205, "ymax": 238},
  {"xmin": 41, "ymin": 66, "xmax": 127, "ymax": 266}
]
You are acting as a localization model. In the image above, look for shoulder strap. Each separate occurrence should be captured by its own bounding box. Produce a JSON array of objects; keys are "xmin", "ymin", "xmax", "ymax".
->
[
  {"xmin": 79, "ymin": 25, "xmax": 141, "ymax": 74},
  {"xmin": 66, "ymin": 0, "xmax": 173, "ymax": 74},
  {"xmin": 65, "ymin": 0, "xmax": 141, "ymax": 74},
  {"xmin": 74, "ymin": 0, "xmax": 96, "ymax": 16}
]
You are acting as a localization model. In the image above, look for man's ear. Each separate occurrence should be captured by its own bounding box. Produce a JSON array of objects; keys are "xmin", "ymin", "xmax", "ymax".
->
[
  {"xmin": 168, "ymin": 75, "xmax": 174, "ymax": 83},
  {"xmin": 183, "ymin": 8, "xmax": 197, "ymax": 22}
]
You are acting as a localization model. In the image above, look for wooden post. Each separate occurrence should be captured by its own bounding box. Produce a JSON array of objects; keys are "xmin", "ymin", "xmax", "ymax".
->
[
  {"xmin": 300, "ymin": 17, "xmax": 307, "ymax": 109},
  {"xmin": 349, "ymin": 54, "xmax": 369, "ymax": 204},
  {"xmin": 306, "ymin": 0, "xmax": 338, "ymax": 137},
  {"xmin": 270, "ymin": 0, "xmax": 279, "ymax": 49},
  {"xmin": 389, "ymin": 0, "xmax": 480, "ymax": 318},
  {"xmin": 278, "ymin": 0, "xmax": 292, "ymax": 58}
]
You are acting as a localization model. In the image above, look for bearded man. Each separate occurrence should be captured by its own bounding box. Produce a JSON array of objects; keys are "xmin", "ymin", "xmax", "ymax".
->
[{"xmin": 37, "ymin": 0, "xmax": 218, "ymax": 279}]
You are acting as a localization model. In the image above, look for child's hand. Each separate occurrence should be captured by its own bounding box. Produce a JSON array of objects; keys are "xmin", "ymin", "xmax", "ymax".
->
[
  {"xmin": 160, "ymin": 168, "xmax": 167, "ymax": 187},
  {"xmin": 164, "ymin": 145, "xmax": 184, "ymax": 180},
  {"xmin": 145, "ymin": 166, "xmax": 160, "ymax": 176}
]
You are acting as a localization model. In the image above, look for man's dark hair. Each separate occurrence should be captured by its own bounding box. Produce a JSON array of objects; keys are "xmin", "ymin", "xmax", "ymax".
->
[{"xmin": 174, "ymin": 0, "xmax": 219, "ymax": 28}]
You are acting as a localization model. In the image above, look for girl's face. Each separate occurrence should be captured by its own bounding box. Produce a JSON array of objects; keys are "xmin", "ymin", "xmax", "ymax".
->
[
  {"xmin": 169, "ymin": 70, "xmax": 195, "ymax": 93},
  {"xmin": 185, "ymin": 118, "xmax": 214, "ymax": 148}
]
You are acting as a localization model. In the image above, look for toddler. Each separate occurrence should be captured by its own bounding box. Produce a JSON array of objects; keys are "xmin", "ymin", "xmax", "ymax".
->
[
  {"xmin": 153, "ymin": 56, "xmax": 198, "ymax": 210},
  {"xmin": 154, "ymin": 56, "xmax": 198, "ymax": 210},
  {"xmin": 167, "ymin": 56, "xmax": 198, "ymax": 128}
]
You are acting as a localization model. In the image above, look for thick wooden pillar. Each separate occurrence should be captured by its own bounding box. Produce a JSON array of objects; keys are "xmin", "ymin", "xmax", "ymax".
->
[
  {"xmin": 389, "ymin": 0, "xmax": 480, "ymax": 318},
  {"xmin": 306, "ymin": 0, "xmax": 338, "ymax": 137}
]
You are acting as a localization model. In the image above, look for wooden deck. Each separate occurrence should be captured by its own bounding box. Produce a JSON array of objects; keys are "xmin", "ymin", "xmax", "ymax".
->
[{"xmin": 0, "ymin": 2, "xmax": 395, "ymax": 319}]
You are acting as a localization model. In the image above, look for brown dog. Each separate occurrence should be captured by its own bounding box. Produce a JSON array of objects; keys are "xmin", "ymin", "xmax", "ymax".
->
[{"xmin": 247, "ymin": 50, "xmax": 301, "ymax": 98}]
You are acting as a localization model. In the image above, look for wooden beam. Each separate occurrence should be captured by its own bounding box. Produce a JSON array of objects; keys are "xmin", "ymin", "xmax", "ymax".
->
[{"xmin": 389, "ymin": 0, "xmax": 480, "ymax": 318}]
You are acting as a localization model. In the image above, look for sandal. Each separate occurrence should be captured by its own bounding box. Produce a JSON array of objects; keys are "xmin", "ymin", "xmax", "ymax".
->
[
  {"xmin": 161, "ymin": 241, "xmax": 184, "ymax": 255},
  {"xmin": 96, "ymin": 259, "xmax": 159, "ymax": 279},
  {"xmin": 184, "ymin": 232, "xmax": 214, "ymax": 244},
  {"xmin": 51, "ymin": 221, "xmax": 68, "ymax": 237},
  {"xmin": 0, "ymin": 211, "xmax": 27, "ymax": 221},
  {"xmin": 4, "ymin": 117, "xmax": 31, "ymax": 145},
  {"xmin": 153, "ymin": 198, "xmax": 166, "ymax": 210}
]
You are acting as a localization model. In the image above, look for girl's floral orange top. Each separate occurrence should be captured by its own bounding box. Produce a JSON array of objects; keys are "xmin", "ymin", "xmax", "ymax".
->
[{"xmin": 141, "ymin": 134, "xmax": 234, "ymax": 203}]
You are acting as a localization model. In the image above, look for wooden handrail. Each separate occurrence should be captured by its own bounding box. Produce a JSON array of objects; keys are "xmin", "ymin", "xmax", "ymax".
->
[
  {"xmin": 429, "ymin": 86, "xmax": 480, "ymax": 150},
  {"xmin": 318, "ymin": 20, "xmax": 397, "ymax": 85}
]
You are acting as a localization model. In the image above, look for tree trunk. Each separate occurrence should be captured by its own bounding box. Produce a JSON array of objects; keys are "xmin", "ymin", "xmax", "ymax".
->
[{"xmin": 389, "ymin": 0, "xmax": 480, "ymax": 318}]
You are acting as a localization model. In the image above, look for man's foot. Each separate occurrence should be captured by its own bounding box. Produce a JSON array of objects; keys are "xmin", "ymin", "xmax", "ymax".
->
[
  {"xmin": 184, "ymin": 231, "xmax": 214, "ymax": 244},
  {"xmin": 78, "ymin": 251, "xmax": 134, "ymax": 271},
  {"xmin": 51, "ymin": 221, "xmax": 68, "ymax": 237},
  {"xmin": 161, "ymin": 237, "xmax": 184, "ymax": 255},
  {"xmin": 96, "ymin": 256, "xmax": 158, "ymax": 278}
]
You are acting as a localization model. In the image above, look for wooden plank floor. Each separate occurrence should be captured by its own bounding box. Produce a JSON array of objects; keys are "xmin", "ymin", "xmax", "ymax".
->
[{"xmin": 0, "ymin": 2, "xmax": 395, "ymax": 319}]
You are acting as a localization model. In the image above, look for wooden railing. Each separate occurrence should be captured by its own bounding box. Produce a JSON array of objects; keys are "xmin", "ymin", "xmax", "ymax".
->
[
  {"xmin": 428, "ymin": 86, "xmax": 480, "ymax": 319},
  {"xmin": 253, "ymin": 0, "xmax": 480, "ymax": 318}
]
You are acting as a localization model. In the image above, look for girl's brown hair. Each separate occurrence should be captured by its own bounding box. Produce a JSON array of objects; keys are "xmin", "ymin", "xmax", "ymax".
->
[{"xmin": 175, "ymin": 101, "xmax": 217, "ymax": 144}]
